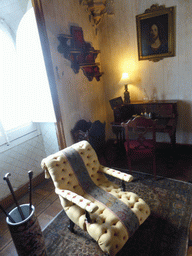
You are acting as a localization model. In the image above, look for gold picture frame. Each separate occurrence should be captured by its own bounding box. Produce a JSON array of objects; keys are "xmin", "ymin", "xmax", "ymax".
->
[{"xmin": 136, "ymin": 4, "xmax": 176, "ymax": 62}]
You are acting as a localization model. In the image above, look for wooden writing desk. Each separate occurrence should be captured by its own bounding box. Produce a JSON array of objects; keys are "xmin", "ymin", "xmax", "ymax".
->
[{"xmin": 111, "ymin": 100, "xmax": 178, "ymax": 147}]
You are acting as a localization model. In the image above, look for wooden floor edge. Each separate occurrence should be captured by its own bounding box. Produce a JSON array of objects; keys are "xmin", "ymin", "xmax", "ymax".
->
[{"xmin": 0, "ymin": 171, "xmax": 46, "ymax": 210}]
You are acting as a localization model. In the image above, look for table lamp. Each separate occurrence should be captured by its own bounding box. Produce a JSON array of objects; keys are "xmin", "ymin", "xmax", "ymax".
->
[{"xmin": 121, "ymin": 73, "xmax": 131, "ymax": 103}]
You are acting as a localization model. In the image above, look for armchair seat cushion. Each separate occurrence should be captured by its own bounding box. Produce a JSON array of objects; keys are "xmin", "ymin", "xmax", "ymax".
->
[
  {"xmin": 127, "ymin": 139, "xmax": 154, "ymax": 149},
  {"xmin": 124, "ymin": 140, "xmax": 154, "ymax": 160}
]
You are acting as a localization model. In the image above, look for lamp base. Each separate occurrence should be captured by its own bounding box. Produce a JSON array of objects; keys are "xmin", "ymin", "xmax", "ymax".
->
[{"xmin": 124, "ymin": 90, "xmax": 130, "ymax": 104}]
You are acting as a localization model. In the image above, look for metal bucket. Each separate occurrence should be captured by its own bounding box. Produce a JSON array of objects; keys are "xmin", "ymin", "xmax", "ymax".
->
[{"xmin": 6, "ymin": 204, "xmax": 47, "ymax": 256}]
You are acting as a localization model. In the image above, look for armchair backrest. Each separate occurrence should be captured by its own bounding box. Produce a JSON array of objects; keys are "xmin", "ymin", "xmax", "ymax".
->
[{"xmin": 41, "ymin": 140, "xmax": 117, "ymax": 195}]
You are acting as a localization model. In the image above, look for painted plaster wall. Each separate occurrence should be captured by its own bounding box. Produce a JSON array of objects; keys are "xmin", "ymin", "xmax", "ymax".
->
[
  {"xmin": 98, "ymin": 0, "xmax": 192, "ymax": 144},
  {"xmin": 41, "ymin": 0, "xmax": 107, "ymax": 146}
]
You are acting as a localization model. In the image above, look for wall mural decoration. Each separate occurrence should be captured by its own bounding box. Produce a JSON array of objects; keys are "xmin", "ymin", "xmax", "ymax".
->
[
  {"xmin": 57, "ymin": 26, "xmax": 103, "ymax": 81},
  {"xmin": 136, "ymin": 4, "xmax": 176, "ymax": 62}
]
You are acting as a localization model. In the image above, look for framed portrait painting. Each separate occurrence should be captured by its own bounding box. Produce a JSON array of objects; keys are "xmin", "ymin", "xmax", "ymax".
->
[{"xmin": 136, "ymin": 4, "xmax": 175, "ymax": 61}]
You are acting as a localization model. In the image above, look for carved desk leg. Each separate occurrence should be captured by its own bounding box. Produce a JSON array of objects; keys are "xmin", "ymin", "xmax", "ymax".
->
[{"xmin": 167, "ymin": 130, "xmax": 176, "ymax": 168}]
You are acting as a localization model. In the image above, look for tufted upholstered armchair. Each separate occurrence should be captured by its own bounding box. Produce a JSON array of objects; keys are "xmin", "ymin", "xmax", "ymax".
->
[{"xmin": 41, "ymin": 140, "xmax": 150, "ymax": 256}]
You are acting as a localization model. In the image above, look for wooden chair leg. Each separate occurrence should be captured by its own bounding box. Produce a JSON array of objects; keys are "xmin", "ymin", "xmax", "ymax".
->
[
  {"xmin": 153, "ymin": 155, "xmax": 156, "ymax": 180},
  {"xmin": 126, "ymin": 151, "xmax": 132, "ymax": 174},
  {"xmin": 68, "ymin": 219, "xmax": 76, "ymax": 233},
  {"xmin": 85, "ymin": 210, "xmax": 92, "ymax": 223},
  {"xmin": 121, "ymin": 180, "xmax": 126, "ymax": 191},
  {"xmin": 128, "ymin": 156, "xmax": 132, "ymax": 175}
]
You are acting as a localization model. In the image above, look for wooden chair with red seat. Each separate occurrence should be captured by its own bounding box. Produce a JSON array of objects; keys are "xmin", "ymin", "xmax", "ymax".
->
[{"xmin": 121, "ymin": 116, "xmax": 157, "ymax": 179}]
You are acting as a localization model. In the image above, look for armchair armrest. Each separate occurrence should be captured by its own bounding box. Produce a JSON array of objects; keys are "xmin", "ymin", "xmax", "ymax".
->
[
  {"xmin": 100, "ymin": 166, "xmax": 133, "ymax": 182},
  {"xmin": 55, "ymin": 188, "xmax": 98, "ymax": 213}
]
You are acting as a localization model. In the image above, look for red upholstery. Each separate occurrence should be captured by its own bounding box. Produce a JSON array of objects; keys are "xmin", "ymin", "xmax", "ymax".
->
[{"xmin": 122, "ymin": 116, "xmax": 156, "ymax": 179}]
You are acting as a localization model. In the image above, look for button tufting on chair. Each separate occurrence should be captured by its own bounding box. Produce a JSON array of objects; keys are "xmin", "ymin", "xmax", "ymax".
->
[{"xmin": 41, "ymin": 140, "xmax": 150, "ymax": 256}]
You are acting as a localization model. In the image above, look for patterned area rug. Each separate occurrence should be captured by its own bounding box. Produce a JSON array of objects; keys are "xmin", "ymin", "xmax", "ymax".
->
[{"xmin": 43, "ymin": 171, "xmax": 192, "ymax": 256}]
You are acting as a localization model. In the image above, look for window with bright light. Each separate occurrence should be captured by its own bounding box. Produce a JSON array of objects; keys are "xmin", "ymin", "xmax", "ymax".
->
[{"xmin": 0, "ymin": 8, "xmax": 56, "ymax": 150}]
